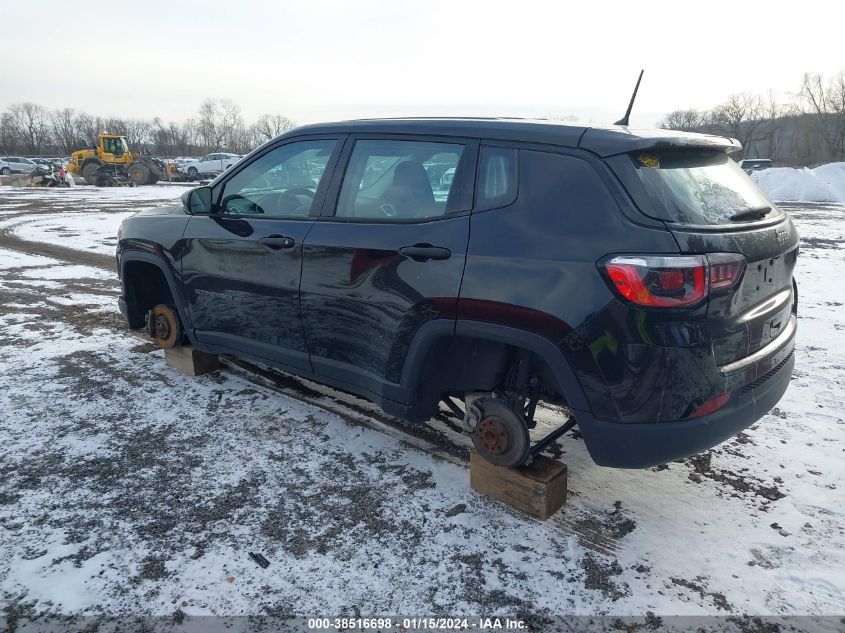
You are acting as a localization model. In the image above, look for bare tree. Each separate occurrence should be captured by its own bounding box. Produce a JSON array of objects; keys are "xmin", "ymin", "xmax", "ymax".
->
[
  {"xmin": 543, "ymin": 114, "xmax": 579, "ymax": 123},
  {"xmin": 195, "ymin": 98, "xmax": 245, "ymax": 152},
  {"xmin": 0, "ymin": 112, "xmax": 16, "ymax": 153},
  {"xmin": 658, "ymin": 109, "xmax": 707, "ymax": 131},
  {"xmin": 51, "ymin": 108, "xmax": 82, "ymax": 154},
  {"xmin": 122, "ymin": 118, "xmax": 152, "ymax": 150},
  {"xmin": 758, "ymin": 91, "xmax": 798, "ymax": 160},
  {"xmin": 196, "ymin": 98, "xmax": 226, "ymax": 152},
  {"xmin": 799, "ymin": 71, "xmax": 845, "ymax": 160},
  {"xmin": 219, "ymin": 99, "xmax": 245, "ymax": 151},
  {"xmin": 254, "ymin": 114, "xmax": 296, "ymax": 142},
  {"xmin": 5, "ymin": 102, "xmax": 52, "ymax": 153},
  {"xmin": 708, "ymin": 94, "xmax": 767, "ymax": 157},
  {"xmin": 74, "ymin": 113, "xmax": 103, "ymax": 147}
]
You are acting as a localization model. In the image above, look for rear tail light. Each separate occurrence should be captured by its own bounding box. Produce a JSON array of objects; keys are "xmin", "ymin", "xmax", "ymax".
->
[
  {"xmin": 707, "ymin": 253, "xmax": 746, "ymax": 291},
  {"xmin": 600, "ymin": 253, "xmax": 745, "ymax": 308}
]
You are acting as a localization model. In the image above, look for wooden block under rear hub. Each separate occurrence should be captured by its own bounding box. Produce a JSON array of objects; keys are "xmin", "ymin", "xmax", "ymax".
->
[
  {"xmin": 164, "ymin": 345, "xmax": 220, "ymax": 376},
  {"xmin": 469, "ymin": 450, "xmax": 568, "ymax": 520}
]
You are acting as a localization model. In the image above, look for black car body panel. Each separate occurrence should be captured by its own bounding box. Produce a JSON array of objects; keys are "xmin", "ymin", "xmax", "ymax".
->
[
  {"xmin": 181, "ymin": 214, "xmax": 316, "ymax": 371},
  {"xmin": 117, "ymin": 118, "xmax": 797, "ymax": 468}
]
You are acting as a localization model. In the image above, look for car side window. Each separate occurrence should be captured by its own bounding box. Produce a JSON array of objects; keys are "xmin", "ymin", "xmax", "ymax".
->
[
  {"xmin": 476, "ymin": 146, "xmax": 518, "ymax": 211},
  {"xmin": 336, "ymin": 139, "xmax": 465, "ymax": 220},
  {"xmin": 219, "ymin": 139, "xmax": 336, "ymax": 217}
]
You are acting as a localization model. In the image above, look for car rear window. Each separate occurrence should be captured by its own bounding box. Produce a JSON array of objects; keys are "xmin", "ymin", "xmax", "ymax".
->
[{"xmin": 608, "ymin": 150, "xmax": 780, "ymax": 226}]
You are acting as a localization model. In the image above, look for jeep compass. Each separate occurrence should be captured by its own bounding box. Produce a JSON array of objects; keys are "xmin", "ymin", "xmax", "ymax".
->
[{"xmin": 116, "ymin": 118, "xmax": 798, "ymax": 468}]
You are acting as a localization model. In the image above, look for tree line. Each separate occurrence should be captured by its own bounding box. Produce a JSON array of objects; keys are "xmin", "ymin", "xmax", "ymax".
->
[
  {"xmin": 6, "ymin": 70, "xmax": 844, "ymax": 165},
  {"xmin": 0, "ymin": 98, "xmax": 296, "ymax": 157},
  {"xmin": 659, "ymin": 69, "xmax": 845, "ymax": 165}
]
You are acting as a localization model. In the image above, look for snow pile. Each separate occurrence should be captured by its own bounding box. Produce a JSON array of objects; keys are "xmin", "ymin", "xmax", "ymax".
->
[{"xmin": 753, "ymin": 162, "xmax": 845, "ymax": 203}]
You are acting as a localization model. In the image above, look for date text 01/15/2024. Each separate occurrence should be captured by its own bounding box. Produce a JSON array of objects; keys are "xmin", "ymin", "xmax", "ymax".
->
[{"xmin": 306, "ymin": 617, "xmax": 527, "ymax": 630}]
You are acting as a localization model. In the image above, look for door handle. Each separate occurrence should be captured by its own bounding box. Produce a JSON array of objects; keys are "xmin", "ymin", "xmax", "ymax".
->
[
  {"xmin": 258, "ymin": 235, "xmax": 295, "ymax": 250},
  {"xmin": 399, "ymin": 244, "xmax": 451, "ymax": 262}
]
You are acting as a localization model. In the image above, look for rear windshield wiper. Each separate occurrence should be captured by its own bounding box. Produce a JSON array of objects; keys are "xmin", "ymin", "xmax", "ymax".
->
[{"xmin": 730, "ymin": 206, "xmax": 773, "ymax": 222}]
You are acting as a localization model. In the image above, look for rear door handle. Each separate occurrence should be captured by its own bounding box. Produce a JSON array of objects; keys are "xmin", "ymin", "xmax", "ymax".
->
[
  {"xmin": 258, "ymin": 235, "xmax": 295, "ymax": 250},
  {"xmin": 399, "ymin": 244, "xmax": 451, "ymax": 262}
]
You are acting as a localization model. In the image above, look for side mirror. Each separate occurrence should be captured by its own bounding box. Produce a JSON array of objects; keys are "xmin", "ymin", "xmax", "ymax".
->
[{"xmin": 182, "ymin": 186, "xmax": 213, "ymax": 214}]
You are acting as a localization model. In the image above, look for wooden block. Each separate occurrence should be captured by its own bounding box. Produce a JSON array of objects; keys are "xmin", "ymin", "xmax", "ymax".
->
[
  {"xmin": 164, "ymin": 345, "xmax": 219, "ymax": 376},
  {"xmin": 469, "ymin": 450, "xmax": 567, "ymax": 520}
]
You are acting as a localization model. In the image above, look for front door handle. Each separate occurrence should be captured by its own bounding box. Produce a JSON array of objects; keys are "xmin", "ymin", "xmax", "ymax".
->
[
  {"xmin": 258, "ymin": 235, "xmax": 295, "ymax": 250},
  {"xmin": 399, "ymin": 244, "xmax": 451, "ymax": 262}
]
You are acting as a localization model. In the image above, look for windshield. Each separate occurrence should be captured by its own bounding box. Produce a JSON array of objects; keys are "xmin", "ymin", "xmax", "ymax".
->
[{"xmin": 609, "ymin": 150, "xmax": 779, "ymax": 225}]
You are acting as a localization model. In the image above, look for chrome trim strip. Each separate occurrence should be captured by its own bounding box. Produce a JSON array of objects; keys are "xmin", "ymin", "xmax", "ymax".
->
[
  {"xmin": 719, "ymin": 314, "xmax": 797, "ymax": 375},
  {"xmin": 740, "ymin": 287, "xmax": 793, "ymax": 322}
]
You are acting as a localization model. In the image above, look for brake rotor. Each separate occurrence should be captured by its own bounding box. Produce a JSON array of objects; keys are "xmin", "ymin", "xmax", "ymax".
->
[
  {"xmin": 476, "ymin": 417, "xmax": 510, "ymax": 455},
  {"xmin": 147, "ymin": 304, "xmax": 181, "ymax": 349},
  {"xmin": 471, "ymin": 399, "xmax": 530, "ymax": 468}
]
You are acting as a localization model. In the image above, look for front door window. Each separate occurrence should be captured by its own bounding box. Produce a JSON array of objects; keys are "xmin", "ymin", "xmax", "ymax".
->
[{"xmin": 219, "ymin": 140, "xmax": 337, "ymax": 217}]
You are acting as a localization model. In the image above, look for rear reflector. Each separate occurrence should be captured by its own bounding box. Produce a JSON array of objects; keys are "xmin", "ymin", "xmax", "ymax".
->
[
  {"xmin": 689, "ymin": 392, "xmax": 731, "ymax": 418},
  {"xmin": 600, "ymin": 253, "xmax": 745, "ymax": 308}
]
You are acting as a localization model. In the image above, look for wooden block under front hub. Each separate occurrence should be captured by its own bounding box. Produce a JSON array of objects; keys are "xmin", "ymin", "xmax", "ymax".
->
[
  {"xmin": 469, "ymin": 450, "xmax": 567, "ymax": 520},
  {"xmin": 164, "ymin": 345, "xmax": 220, "ymax": 376}
]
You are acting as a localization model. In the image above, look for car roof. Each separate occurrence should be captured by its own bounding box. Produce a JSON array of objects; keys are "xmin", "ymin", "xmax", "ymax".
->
[{"xmin": 283, "ymin": 117, "xmax": 742, "ymax": 157}]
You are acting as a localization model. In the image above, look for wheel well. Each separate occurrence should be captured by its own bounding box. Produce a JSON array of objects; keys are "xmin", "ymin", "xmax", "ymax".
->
[
  {"xmin": 410, "ymin": 335, "xmax": 566, "ymax": 421},
  {"xmin": 122, "ymin": 260, "xmax": 176, "ymax": 329}
]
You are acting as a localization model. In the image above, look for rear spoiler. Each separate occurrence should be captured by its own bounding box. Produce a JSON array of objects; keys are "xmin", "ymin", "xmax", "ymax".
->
[{"xmin": 579, "ymin": 126, "xmax": 742, "ymax": 157}]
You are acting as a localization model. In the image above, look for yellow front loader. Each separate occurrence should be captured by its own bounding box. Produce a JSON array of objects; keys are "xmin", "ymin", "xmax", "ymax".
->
[{"xmin": 67, "ymin": 134, "xmax": 173, "ymax": 185}]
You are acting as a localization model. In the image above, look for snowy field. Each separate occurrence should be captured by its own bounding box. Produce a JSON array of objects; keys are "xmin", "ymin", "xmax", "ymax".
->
[{"xmin": 0, "ymin": 184, "xmax": 843, "ymax": 630}]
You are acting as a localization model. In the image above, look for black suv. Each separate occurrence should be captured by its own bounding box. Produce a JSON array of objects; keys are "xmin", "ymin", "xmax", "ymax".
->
[{"xmin": 117, "ymin": 118, "xmax": 798, "ymax": 468}]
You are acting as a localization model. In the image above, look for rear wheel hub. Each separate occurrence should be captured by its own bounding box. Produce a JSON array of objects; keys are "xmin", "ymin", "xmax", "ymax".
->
[
  {"xmin": 476, "ymin": 417, "xmax": 510, "ymax": 455},
  {"xmin": 471, "ymin": 399, "xmax": 530, "ymax": 467}
]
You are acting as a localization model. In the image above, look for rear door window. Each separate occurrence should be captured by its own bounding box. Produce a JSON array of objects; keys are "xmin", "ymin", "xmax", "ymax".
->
[
  {"xmin": 335, "ymin": 139, "xmax": 466, "ymax": 220},
  {"xmin": 476, "ymin": 146, "xmax": 518, "ymax": 210},
  {"xmin": 608, "ymin": 150, "xmax": 780, "ymax": 226}
]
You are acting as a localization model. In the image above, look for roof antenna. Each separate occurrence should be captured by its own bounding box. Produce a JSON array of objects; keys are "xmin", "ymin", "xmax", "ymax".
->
[{"xmin": 614, "ymin": 69, "xmax": 644, "ymax": 127}]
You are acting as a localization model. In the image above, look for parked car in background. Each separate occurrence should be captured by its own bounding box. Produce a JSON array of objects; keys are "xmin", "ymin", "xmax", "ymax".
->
[
  {"xmin": 0, "ymin": 156, "xmax": 38, "ymax": 174},
  {"xmin": 739, "ymin": 158, "xmax": 773, "ymax": 174},
  {"xmin": 0, "ymin": 158, "xmax": 10, "ymax": 175},
  {"xmin": 181, "ymin": 153, "xmax": 241, "ymax": 180},
  {"xmin": 117, "ymin": 118, "xmax": 798, "ymax": 470},
  {"xmin": 32, "ymin": 158, "xmax": 63, "ymax": 168}
]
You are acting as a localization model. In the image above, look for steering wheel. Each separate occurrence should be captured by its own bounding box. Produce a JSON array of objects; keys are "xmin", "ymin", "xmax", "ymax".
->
[
  {"xmin": 281, "ymin": 186, "xmax": 316, "ymax": 201},
  {"xmin": 378, "ymin": 202, "xmax": 398, "ymax": 218},
  {"xmin": 221, "ymin": 193, "xmax": 265, "ymax": 215},
  {"xmin": 268, "ymin": 187, "xmax": 315, "ymax": 215}
]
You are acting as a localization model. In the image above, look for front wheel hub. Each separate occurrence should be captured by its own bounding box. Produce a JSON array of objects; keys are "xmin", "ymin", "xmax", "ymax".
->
[
  {"xmin": 154, "ymin": 314, "xmax": 171, "ymax": 341},
  {"xmin": 147, "ymin": 304, "xmax": 181, "ymax": 349}
]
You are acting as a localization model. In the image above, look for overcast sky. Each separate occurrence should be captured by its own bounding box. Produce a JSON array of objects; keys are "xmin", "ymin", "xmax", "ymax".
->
[{"xmin": 2, "ymin": 0, "xmax": 843, "ymax": 127}]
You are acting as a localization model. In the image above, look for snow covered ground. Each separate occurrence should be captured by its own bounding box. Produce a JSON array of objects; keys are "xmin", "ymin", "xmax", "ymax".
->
[
  {"xmin": 0, "ymin": 185, "xmax": 843, "ymax": 629},
  {"xmin": 753, "ymin": 162, "xmax": 845, "ymax": 204}
]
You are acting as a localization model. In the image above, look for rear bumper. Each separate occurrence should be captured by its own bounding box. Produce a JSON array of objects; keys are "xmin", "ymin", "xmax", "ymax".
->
[{"xmin": 578, "ymin": 330, "xmax": 795, "ymax": 468}]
